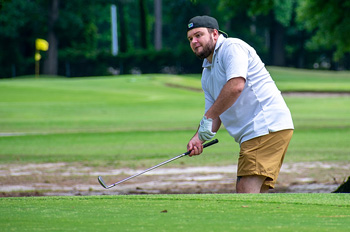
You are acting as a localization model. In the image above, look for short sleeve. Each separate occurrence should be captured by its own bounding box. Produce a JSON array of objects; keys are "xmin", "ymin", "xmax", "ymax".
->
[{"xmin": 222, "ymin": 42, "xmax": 249, "ymax": 81}]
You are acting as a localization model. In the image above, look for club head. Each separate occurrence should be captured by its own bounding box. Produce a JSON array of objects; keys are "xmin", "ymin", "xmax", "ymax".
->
[{"xmin": 98, "ymin": 176, "xmax": 109, "ymax": 189}]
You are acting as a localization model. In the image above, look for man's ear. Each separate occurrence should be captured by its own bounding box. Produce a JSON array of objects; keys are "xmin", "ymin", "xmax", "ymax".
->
[{"xmin": 213, "ymin": 29, "xmax": 219, "ymax": 40}]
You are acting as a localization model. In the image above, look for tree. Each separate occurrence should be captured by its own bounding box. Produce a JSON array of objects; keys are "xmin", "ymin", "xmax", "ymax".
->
[
  {"xmin": 218, "ymin": 0, "xmax": 295, "ymax": 66},
  {"xmin": 117, "ymin": 1, "xmax": 128, "ymax": 53},
  {"xmin": 43, "ymin": 0, "xmax": 59, "ymax": 75},
  {"xmin": 1, "ymin": 0, "xmax": 350, "ymax": 77},
  {"xmin": 154, "ymin": 0, "xmax": 162, "ymax": 50},
  {"xmin": 139, "ymin": 0, "xmax": 148, "ymax": 49},
  {"xmin": 296, "ymin": 0, "xmax": 350, "ymax": 61},
  {"xmin": 0, "ymin": 0, "xmax": 11, "ymax": 11},
  {"xmin": 0, "ymin": 0, "xmax": 47, "ymax": 77}
]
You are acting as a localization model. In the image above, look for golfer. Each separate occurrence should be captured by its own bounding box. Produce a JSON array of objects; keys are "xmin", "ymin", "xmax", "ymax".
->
[{"xmin": 186, "ymin": 15, "xmax": 294, "ymax": 193}]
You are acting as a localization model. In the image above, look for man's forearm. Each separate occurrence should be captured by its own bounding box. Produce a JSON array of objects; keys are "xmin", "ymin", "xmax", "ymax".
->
[
  {"xmin": 212, "ymin": 117, "xmax": 221, "ymax": 132},
  {"xmin": 205, "ymin": 77, "xmax": 245, "ymax": 120}
]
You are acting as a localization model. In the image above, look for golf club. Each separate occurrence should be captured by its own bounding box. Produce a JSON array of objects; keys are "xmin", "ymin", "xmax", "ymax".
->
[{"xmin": 98, "ymin": 139, "xmax": 219, "ymax": 189}]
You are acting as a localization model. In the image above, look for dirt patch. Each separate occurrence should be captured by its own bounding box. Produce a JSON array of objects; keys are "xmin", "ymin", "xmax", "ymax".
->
[
  {"xmin": 165, "ymin": 83, "xmax": 203, "ymax": 92},
  {"xmin": 282, "ymin": 91, "xmax": 350, "ymax": 97},
  {"xmin": 1, "ymin": 161, "xmax": 349, "ymax": 197}
]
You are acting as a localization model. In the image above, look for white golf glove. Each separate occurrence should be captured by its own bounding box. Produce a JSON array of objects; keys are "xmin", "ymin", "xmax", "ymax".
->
[{"xmin": 198, "ymin": 116, "xmax": 216, "ymax": 142}]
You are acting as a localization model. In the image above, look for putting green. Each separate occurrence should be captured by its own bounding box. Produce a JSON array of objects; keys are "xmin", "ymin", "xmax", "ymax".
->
[{"xmin": 0, "ymin": 194, "xmax": 349, "ymax": 231}]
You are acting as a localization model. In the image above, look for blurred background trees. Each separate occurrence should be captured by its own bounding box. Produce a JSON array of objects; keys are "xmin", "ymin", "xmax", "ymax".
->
[{"xmin": 0, "ymin": 0, "xmax": 349, "ymax": 78}]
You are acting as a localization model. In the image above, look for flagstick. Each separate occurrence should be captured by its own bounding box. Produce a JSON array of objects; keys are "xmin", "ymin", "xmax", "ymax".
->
[{"xmin": 35, "ymin": 51, "xmax": 39, "ymax": 78}]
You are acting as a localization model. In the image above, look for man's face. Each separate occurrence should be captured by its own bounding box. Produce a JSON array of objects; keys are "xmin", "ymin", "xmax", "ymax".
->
[{"xmin": 187, "ymin": 28, "xmax": 216, "ymax": 60}]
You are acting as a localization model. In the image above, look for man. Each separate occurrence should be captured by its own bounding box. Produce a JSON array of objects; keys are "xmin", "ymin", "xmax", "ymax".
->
[{"xmin": 186, "ymin": 15, "xmax": 294, "ymax": 193}]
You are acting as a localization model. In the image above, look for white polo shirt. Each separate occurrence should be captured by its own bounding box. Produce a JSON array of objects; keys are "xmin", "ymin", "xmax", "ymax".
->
[{"xmin": 202, "ymin": 35, "xmax": 294, "ymax": 144}]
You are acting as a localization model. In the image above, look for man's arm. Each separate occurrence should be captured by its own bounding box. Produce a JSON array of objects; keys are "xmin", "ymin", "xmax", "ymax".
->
[
  {"xmin": 205, "ymin": 77, "xmax": 245, "ymax": 120},
  {"xmin": 212, "ymin": 117, "xmax": 222, "ymax": 133},
  {"xmin": 187, "ymin": 77, "xmax": 244, "ymax": 156}
]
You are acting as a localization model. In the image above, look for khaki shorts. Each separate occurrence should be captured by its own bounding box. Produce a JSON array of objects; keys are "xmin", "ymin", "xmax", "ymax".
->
[{"xmin": 237, "ymin": 129, "xmax": 293, "ymax": 189}]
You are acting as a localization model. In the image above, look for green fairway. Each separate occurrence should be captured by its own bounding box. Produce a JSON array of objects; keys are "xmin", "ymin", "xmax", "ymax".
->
[
  {"xmin": 0, "ymin": 194, "xmax": 349, "ymax": 232},
  {"xmin": 268, "ymin": 67, "xmax": 350, "ymax": 92},
  {"xmin": 0, "ymin": 68, "xmax": 350, "ymax": 165},
  {"xmin": 183, "ymin": 66, "xmax": 350, "ymax": 92}
]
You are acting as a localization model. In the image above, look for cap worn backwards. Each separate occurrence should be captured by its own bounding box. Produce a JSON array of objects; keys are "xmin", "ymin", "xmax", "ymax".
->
[{"xmin": 187, "ymin": 15, "xmax": 228, "ymax": 38}]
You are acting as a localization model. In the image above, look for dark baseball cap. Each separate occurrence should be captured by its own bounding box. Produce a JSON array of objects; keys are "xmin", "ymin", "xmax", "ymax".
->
[{"xmin": 187, "ymin": 15, "xmax": 228, "ymax": 38}]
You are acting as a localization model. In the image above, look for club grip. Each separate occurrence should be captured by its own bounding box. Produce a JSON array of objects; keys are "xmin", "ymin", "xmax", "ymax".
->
[
  {"xmin": 185, "ymin": 139, "xmax": 219, "ymax": 155},
  {"xmin": 203, "ymin": 139, "xmax": 219, "ymax": 148}
]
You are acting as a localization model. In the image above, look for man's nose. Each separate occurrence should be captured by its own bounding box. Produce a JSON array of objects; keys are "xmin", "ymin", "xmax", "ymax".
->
[{"xmin": 191, "ymin": 38, "xmax": 198, "ymax": 44}]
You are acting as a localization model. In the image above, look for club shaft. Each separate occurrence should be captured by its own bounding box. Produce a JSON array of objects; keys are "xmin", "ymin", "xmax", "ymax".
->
[
  {"xmin": 99, "ymin": 139, "xmax": 218, "ymax": 189},
  {"xmin": 108, "ymin": 152, "xmax": 188, "ymax": 188}
]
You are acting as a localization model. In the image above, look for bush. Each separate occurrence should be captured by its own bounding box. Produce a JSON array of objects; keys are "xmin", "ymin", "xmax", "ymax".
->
[{"xmin": 57, "ymin": 47, "xmax": 203, "ymax": 77}]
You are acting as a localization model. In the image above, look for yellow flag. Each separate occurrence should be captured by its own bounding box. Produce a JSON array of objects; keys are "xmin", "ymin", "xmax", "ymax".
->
[
  {"xmin": 35, "ymin": 38, "xmax": 49, "ymax": 51},
  {"xmin": 35, "ymin": 52, "xmax": 41, "ymax": 61}
]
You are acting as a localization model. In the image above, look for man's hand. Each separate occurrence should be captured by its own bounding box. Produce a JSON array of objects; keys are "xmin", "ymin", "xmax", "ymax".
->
[
  {"xmin": 198, "ymin": 116, "xmax": 216, "ymax": 142},
  {"xmin": 187, "ymin": 135, "xmax": 203, "ymax": 156}
]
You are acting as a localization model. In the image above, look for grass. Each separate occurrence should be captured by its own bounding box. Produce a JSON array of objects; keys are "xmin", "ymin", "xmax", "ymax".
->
[
  {"xmin": 0, "ymin": 75, "xmax": 203, "ymax": 133},
  {"xmin": 0, "ymin": 194, "xmax": 349, "ymax": 232},
  {"xmin": 183, "ymin": 66, "xmax": 350, "ymax": 92},
  {"xmin": 1, "ymin": 68, "xmax": 350, "ymax": 231},
  {"xmin": 0, "ymin": 69, "xmax": 350, "ymax": 165},
  {"xmin": 268, "ymin": 67, "xmax": 350, "ymax": 92}
]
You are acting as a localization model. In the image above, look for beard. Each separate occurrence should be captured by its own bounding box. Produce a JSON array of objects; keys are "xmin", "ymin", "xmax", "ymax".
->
[{"xmin": 195, "ymin": 38, "xmax": 215, "ymax": 60}]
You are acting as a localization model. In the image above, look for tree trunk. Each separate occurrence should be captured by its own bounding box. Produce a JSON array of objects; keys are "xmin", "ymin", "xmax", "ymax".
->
[
  {"xmin": 139, "ymin": 0, "xmax": 148, "ymax": 49},
  {"xmin": 118, "ymin": 2, "xmax": 127, "ymax": 53},
  {"xmin": 270, "ymin": 19, "xmax": 285, "ymax": 66},
  {"xmin": 43, "ymin": 0, "xmax": 59, "ymax": 75},
  {"xmin": 154, "ymin": 0, "xmax": 162, "ymax": 50}
]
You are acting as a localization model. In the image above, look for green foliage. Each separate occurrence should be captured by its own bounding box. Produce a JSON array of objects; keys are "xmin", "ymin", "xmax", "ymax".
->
[
  {"xmin": 218, "ymin": 0, "xmax": 294, "ymax": 26},
  {"xmin": 0, "ymin": 0, "xmax": 350, "ymax": 77},
  {"xmin": 0, "ymin": 0, "xmax": 10, "ymax": 10},
  {"xmin": 219, "ymin": 0, "xmax": 270, "ymax": 17},
  {"xmin": 56, "ymin": 46, "xmax": 202, "ymax": 77},
  {"xmin": 297, "ymin": 0, "xmax": 350, "ymax": 60},
  {"xmin": 56, "ymin": 1, "xmax": 107, "ymax": 59},
  {"xmin": 0, "ymin": 0, "xmax": 43, "ymax": 37},
  {"xmin": 273, "ymin": 0, "xmax": 294, "ymax": 27},
  {"xmin": 0, "ymin": 0, "xmax": 49, "ymax": 77}
]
